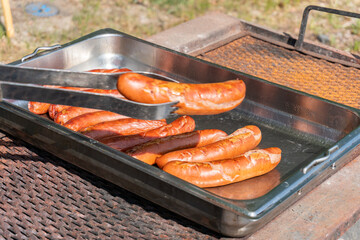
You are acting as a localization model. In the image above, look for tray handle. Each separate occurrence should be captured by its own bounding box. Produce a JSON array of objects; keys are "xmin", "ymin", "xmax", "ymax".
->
[
  {"xmin": 302, "ymin": 145, "xmax": 339, "ymax": 174},
  {"xmin": 295, "ymin": 5, "xmax": 360, "ymax": 50},
  {"xmin": 21, "ymin": 44, "xmax": 62, "ymax": 62}
]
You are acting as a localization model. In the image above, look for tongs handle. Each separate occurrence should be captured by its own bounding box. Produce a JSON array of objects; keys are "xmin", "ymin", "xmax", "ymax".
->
[
  {"xmin": 0, "ymin": 65, "xmax": 179, "ymax": 119},
  {"xmin": 0, "ymin": 82, "xmax": 178, "ymax": 120},
  {"xmin": 0, "ymin": 65, "xmax": 179, "ymax": 89},
  {"xmin": 0, "ymin": 64, "xmax": 120, "ymax": 89}
]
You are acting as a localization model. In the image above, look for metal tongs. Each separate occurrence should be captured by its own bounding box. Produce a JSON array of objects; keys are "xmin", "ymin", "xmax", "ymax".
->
[{"xmin": 0, "ymin": 65, "xmax": 179, "ymax": 120}]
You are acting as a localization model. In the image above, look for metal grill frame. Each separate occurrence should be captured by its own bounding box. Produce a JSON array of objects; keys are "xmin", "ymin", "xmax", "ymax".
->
[{"xmin": 0, "ymin": 28, "xmax": 359, "ymax": 238}]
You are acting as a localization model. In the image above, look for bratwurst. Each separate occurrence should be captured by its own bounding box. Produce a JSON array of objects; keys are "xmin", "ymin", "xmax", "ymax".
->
[
  {"xmin": 125, "ymin": 129, "xmax": 227, "ymax": 165},
  {"xmin": 101, "ymin": 116, "xmax": 196, "ymax": 151},
  {"xmin": 163, "ymin": 147, "xmax": 281, "ymax": 188},
  {"xmin": 156, "ymin": 125, "xmax": 261, "ymax": 168},
  {"xmin": 117, "ymin": 72, "xmax": 246, "ymax": 115}
]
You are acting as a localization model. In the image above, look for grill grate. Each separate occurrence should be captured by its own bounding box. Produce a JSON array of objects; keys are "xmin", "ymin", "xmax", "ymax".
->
[
  {"xmin": 0, "ymin": 132, "xmax": 218, "ymax": 239},
  {"xmin": 198, "ymin": 35, "xmax": 360, "ymax": 109}
]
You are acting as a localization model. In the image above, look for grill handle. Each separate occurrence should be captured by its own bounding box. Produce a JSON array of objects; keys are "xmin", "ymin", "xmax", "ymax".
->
[
  {"xmin": 295, "ymin": 5, "xmax": 360, "ymax": 50},
  {"xmin": 302, "ymin": 145, "xmax": 339, "ymax": 174},
  {"xmin": 21, "ymin": 44, "xmax": 62, "ymax": 62}
]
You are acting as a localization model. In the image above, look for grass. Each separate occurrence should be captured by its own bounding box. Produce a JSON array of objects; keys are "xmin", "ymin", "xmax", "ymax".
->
[
  {"xmin": 0, "ymin": 0, "xmax": 359, "ymax": 62},
  {"xmin": 350, "ymin": 20, "xmax": 360, "ymax": 34},
  {"xmin": 353, "ymin": 40, "xmax": 360, "ymax": 51},
  {"xmin": 151, "ymin": 0, "xmax": 211, "ymax": 18},
  {"xmin": 0, "ymin": 24, "xmax": 5, "ymax": 38}
]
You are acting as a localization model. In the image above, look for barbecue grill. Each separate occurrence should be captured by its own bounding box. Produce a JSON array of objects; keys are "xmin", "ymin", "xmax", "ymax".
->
[{"xmin": 0, "ymin": 6, "xmax": 359, "ymax": 238}]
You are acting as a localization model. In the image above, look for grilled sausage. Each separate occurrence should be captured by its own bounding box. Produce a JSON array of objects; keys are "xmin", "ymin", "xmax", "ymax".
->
[
  {"xmin": 125, "ymin": 129, "xmax": 227, "ymax": 165},
  {"xmin": 63, "ymin": 111, "xmax": 129, "ymax": 131},
  {"xmin": 163, "ymin": 147, "xmax": 281, "ymax": 188},
  {"xmin": 117, "ymin": 72, "xmax": 246, "ymax": 115},
  {"xmin": 101, "ymin": 115, "xmax": 195, "ymax": 151},
  {"xmin": 28, "ymin": 102, "xmax": 51, "ymax": 114},
  {"xmin": 81, "ymin": 118, "xmax": 167, "ymax": 140},
  {"xmin": 54, "ymin": 107, "xmax": 101, "ymax": 125},
  {"xmin": 156, "ymin": 125, "xmax": 262, "ymax": 168},
  {"xmin": 49, "ymin": 105, "xmax": 69, "ymax": 119}
]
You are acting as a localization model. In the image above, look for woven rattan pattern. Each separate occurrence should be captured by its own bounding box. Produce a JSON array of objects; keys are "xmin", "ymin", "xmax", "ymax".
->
[
  {"xmin": 0, "ymin": 132, "xmax": 219, "ymax": 239},
  {"xmin": 198, "ymin": 36, "xmax": 360, "ymax": 109}
]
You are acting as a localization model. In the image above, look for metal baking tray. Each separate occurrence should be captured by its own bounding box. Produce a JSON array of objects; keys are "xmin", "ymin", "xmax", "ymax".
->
[{"xmin": 1, "ymin": 28, "xmax": 360, "ymax": 237}]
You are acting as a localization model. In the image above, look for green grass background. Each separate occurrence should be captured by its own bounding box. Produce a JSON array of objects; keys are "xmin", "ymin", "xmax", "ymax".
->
[{"xmin": 1, "ymin": 0, "xmax": 359, "ymax": 62}]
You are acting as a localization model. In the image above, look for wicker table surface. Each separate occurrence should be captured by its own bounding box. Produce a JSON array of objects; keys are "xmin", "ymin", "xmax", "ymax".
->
[{"xmin": 0, "ymin": 131, "xmax": 220, "ymax": 239}]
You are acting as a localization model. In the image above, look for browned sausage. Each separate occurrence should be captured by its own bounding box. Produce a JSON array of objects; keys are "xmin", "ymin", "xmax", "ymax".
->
[
  {"xmin": 125, "ymin": 129, "xmax": 227, "ymax": 165},
  {"xmin": 205, "ymin": 170, "xmax": 280, "ymax": 200},
  {"xmin": 156, "ymin": 125, "xmax": 262, "ymax": 169},
  {"xmin": 49, "ymin": 105, "xmax": 70, "ymax": 119},
  {"xmin": 163, "ymin": 147, "xmax": 281, "ymax": 188},
  {"xmin": 28, "ymin": 102, "xmax": 51, "ymax": 114},
  {"xmin": 80, "ymin": 118, "xmax": 167, "ymax": 140},
  {"xmin": 63, "ymin": 111, "xmax": 129, "ymax": 131},
  {"xmin": 54, "ymin": 107, "xmax": 100, "ymax": 125},
  {"xmin": 100, "ymin": 116, "xmax": 195, "ymax": 151},
  {"xmin": 117, "ymin": 72, "xmax": 246, "ymax": 115}
]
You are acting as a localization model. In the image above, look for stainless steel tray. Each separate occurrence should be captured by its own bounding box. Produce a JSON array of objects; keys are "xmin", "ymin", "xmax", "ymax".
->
[{"xmin": 1, "ymin": 28, "xmax": 360, "ymax": 237}]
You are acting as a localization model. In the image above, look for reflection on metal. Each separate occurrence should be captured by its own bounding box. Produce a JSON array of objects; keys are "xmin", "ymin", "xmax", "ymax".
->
[{"xmin": 25, "ymin": 2, "xmax": 59, "ymax": 17}]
